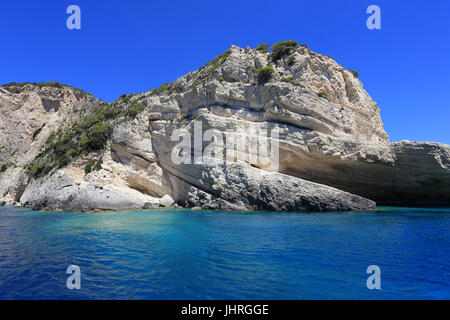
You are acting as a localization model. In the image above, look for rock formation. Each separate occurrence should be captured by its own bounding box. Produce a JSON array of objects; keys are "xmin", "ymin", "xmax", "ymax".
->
[
  {"xmin": 0, "ymin": 83, "xmax": 100, "ymax": 204},
  {"xmin": 0, "ymin": 43, "xmax": 449, "ymax": 212}
]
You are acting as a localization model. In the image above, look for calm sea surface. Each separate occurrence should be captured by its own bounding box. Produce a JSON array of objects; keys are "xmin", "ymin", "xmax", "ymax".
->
[{"xmin": 0, "ymin": 206, "xmax": 448, "ymax": 299}]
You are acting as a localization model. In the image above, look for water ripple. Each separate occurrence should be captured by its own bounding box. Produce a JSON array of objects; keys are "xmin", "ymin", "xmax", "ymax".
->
[{"xmin": 0, "ymin": 206, "xmax": 449, "ymax": 299}]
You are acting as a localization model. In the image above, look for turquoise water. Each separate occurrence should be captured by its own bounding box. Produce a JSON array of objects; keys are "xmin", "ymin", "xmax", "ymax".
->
[{"xmin": 0, "ymin": 206, "xmax": 448, "ymax": 300}]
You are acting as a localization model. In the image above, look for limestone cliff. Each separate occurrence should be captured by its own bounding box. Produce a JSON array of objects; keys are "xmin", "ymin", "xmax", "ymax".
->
[
  {"xmin": 1, "ymin": 43, "xmax": 449, "ymax": 212},
  {"xmin": 0, "ymin": 83, "xmax": 100, "ymax": 203}
]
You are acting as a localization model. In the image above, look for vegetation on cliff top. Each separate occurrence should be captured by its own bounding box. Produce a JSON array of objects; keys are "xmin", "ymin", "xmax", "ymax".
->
[
  {"xmin": 270, "ymin": 40, "xmax": 299, "ymax": 61},
  {"xmin": 253, "ymin": 40, "xmax": 308, "ymax": 62},
  {"xmin": 203, "ymin": 50, "xmax": 231, "ymax": 75},
  {"xmin": 189, "ymin": 49, "xmax": 232, "ymax": 87},
  {"xmin": 0, "ymin": 81, "xmax": 93, "ymax": 96},
  {"xmin": 147, "ymin": 41, "xmax": 312, "ymax": 94},
  {"xmin": 255, "ymin": 43, "xmax": 270, "ymax": 53},
  {"xmin": 348, "ymin": 69, "xmax": 359, "ymax": 78}
]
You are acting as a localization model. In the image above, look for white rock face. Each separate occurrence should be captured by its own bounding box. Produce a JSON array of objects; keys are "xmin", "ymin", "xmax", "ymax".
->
[
  {"xmin": 137, "ymin": 44, "xmax": 449, "ymax": 208},
  {"xmin": 1, "ymin": 44, "xmax": 449, "ymax": 211},
  {"xmin": 0, "ymin": 84, "xmax": 99, "ymax": 165},
  {"xmin": 20, "ymin": 171, "xmax": 156, "ymax": 212},
  {"xmin": 140, "ymin": 44, "xmax": 388, "ymax": 143},
  {"xmin": 109, "ymin": 111, "xmax": 168, "ymax": 198},
  {"xmin": 166, "ymin": 157, "xmax": 375, "ymax": 211},
  {"xmin": 0, "ymin": 84, "xmax": 100, "ymax": 204},
  {"xmin": 278, "ymin": 138, "xmax": 450, "ymax": 206}
]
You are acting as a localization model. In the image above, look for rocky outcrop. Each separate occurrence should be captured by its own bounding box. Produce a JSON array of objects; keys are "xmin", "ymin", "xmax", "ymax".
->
[
  {"xmin": 165, "ymin": 157, "xmax": 375, "ymax": 211},
  {"xmin": 109, "ymin": 112, "xmax": 168, "ymax": 198},
  {"xmin": 20, "ymin": 172, "xmax": 152, "ymax": 212},
  {"xmin": 159, "ymin": 194, "xmax": 175, "ymax": 207},
  {"xmin": 0, "ymin": 84, "xmax": 99, "ymax": 165},
  {"xmin": 1, "ymin": 43, "xmax": 449, "ymax": 212},
  {"xmin": 138, "ymin": 44, "xmax": 449, "ymax": 208},
  {"xmin": 141, "ymin": 45, "xmax": 388, "ymax": 144},
  {"xmin": 278, "ymin": 137, "xmax": 450, "ymax": 206},
  {"xmin": 0, "ymin": 84, "xmax": 100, "ymax": 204}
]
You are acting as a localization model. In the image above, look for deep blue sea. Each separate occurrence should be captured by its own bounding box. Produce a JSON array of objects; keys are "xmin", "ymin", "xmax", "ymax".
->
[{"xmin": 0, "ymin": 206, "xmax": 448, "ymax": 300}]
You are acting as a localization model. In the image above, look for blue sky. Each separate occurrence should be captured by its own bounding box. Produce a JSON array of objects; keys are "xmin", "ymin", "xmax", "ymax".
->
[{"xmin": 1, "ymin": 0, "xmax": 449, "ymax": 144}]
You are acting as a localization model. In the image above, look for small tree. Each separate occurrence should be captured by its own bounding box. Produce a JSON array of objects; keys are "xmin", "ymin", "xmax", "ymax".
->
[
  {"xmin": 84, "ymin": 164, "xmax": 92, "ymax": 174},
  {"xmin": 94, "ymin": 160, "xmax": 103, "ymax": 171},
  {"xmin": 348, "ymin": 69, "xmax": 359, "ymax": 78},
  {"xmin": 287, "ymin": 56, "xmax": 296, "ymax": 66},
  {"xmin": 271, "ymin": 40, "xmax": 298, "ymax": 62},
  {"xmin": 256, "ymin": 64, "xmax": 275, "ymax": 84},
  {"xmin": 255, "ymin": 43, "xmax": 270, "ymax": 53}
]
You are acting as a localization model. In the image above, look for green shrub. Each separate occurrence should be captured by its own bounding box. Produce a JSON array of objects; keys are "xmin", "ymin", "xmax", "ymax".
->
[
  {"xmin": 27, "ymin": 102, "xmax": 124, "ymax": 179},
  {"xmin": 255, "ymin": 43, "xmax": 270, "ymax": 53},
  {"xmin": 94, "ymin": 160, "xmax": 103, "ymax": 171},
  {"xmin": 271, "ymin": 40, "xmax": 298, "ymax": 62},
  {"xmin": 348, "ymin": 69, "xmax": 359, "ymax": 78},
  {"xmin": 27, "ymin": 162, "xmax": 52, "ymax": 179},
  {"xmin": 84, "ymin": 164, "xmax": 92, "ymax": 174},
  {"xmin": 254, "ymin": 64, "xmax": 275, "ymax": 84},
  {"xmin": 281, "ymin": 77, "xmax": 301, "ymax": 87},
  {"xmin": 287, "ymin": 56, "xmax": 296, "ymax": 66},
  {"xmin": 195, "ymin": 49, "xmax": 232, "ymax": 81},
  {"xmin": 127, "ymin": 102, "xmax": 146, "ymax": 118},
  {"xmin": 179, "ymin": 113, "xmax": 188, "ymax": 121},
  {"xmin": 120, "ymin": 93, "xmax": 133, "ymax": 104},
  {"xmin": 151, "ymin": 83, "xmax": 170, "ymax": 95},
  {"xmin": 193, "ymin": 79, "xmax": 202, "ymax": 87},
  {"xmin": 5, "ymin": 81, "xmax": 63, "ymax": 89},
  {"xmin": 317, "ymin": 91, "xmax": 328, "ymax": 99},
  {"xmin": 0, "ymin": 164, "xmax": 6, "ymax": 173},
  {"xmin": 1, "ymin": 81, "xmax": 91, "ymax": 95},
  {"xmin": 204, "ymin": 49, "xmax": 231, "ymax": 75}
]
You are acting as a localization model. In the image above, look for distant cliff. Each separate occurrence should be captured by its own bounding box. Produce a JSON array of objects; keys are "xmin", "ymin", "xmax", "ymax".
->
[{"xmin": 1, "ymin": 41, "xmax": 449, "ymax": 212}]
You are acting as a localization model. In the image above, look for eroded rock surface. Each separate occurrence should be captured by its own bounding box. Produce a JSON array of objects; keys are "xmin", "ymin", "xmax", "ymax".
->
[
  {"xmin": 0, "ymin": 84, "xmax": 100, "ymax": 204},
  {"xmin": 1, "ymin": 44, "xmax": 449, "ymax": 211},
  {"xmin": 20, "ymin": 172, "xmax": 153, "ymax": 212}
]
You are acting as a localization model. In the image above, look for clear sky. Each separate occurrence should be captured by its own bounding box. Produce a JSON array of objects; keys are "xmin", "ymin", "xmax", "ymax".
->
[{"xmin": 1, "ymin": 0, "xmax": 449, "ymax": 144}]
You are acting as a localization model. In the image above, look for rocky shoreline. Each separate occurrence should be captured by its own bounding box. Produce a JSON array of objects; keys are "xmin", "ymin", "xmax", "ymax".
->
[{"xmin": 1, "ymin": 42, "xmax": 449, "ymax": 212}]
